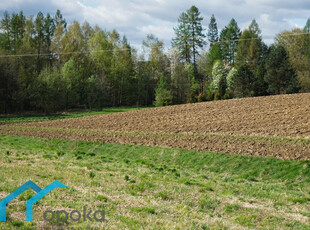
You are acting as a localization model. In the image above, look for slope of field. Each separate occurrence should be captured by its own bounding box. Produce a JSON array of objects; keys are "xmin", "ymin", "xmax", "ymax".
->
[
  {"xmin": 0, "ymin": 135, "xmax": 309, "ymax": 229},
  {"xmin": 1, "ymin": 93, "xmax": 310, "ymax": 160},
  {"xmin": 0, "ymin": 107, "xmax": 147, "ymax": 123}
]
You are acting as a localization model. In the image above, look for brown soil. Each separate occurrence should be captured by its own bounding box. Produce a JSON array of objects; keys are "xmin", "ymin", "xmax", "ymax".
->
[{"xmin": 1, "ymin": 93, "xmax": 310, "ymax": 160}]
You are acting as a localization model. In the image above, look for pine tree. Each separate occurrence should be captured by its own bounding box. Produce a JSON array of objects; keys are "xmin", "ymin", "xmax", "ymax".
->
[
  {"xmin": 172, "ymin": 12, "xmax": 191, "ymax": 63},
  {"xmin": 219, "ymin": 19, "xmax": 241, "ymax": 65},
  {"xmin": 265, "ymin": 45, "xmax": 299, "ymax": 95},
  {"xmin": 187, "ymin": 6, "xmax": 206, "ymax": 72},
  {"xmin": 43, "ymin": 13, "xmax": 55, "ymax": 49},
  {"xmin": 172, "ymin": 5, "xmax": 206, "ymax": 74},
  {"xmin": 43, "ymin": 13, "xmax": 55, "ymax": 67},
  {"xmin": 236, "ymin": 19, "xmax": 264, "ymax": 71},
  {"xmin": 207, "ymin": 14, "xmax": 218, "ymax": 46},
  {"xmin": 54, "ymin": 9, "xmax": 67, "ymax": 29},
  {"xmin": 34, "ymin": 12, "xmax": 45, "ymax": 72}
]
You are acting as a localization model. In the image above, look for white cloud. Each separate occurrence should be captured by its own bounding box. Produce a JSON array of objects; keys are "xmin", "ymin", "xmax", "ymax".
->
[
  {"xmin": 0, "ymin": 0, "xmax": 309, "ymax": 47},
  {"xmin": 137, "ymin": 24, "xmax": 174, "ymax": 43}
]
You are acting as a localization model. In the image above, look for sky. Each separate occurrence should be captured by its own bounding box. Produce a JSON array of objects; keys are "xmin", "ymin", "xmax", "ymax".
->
[{"xmin": 0, "ymin": 0, "xmax": 309, "ymax": 49}]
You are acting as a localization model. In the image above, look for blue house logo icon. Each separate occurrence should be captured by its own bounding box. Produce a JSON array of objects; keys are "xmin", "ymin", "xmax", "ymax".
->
[{"xmin": 0, "ymin": 180, "xmax": 67, "ymax": 222}]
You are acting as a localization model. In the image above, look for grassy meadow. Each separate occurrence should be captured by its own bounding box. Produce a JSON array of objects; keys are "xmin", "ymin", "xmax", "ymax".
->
[{"xmin": 0, "ymin": 135, "xmax": 309, "ymax": 229}]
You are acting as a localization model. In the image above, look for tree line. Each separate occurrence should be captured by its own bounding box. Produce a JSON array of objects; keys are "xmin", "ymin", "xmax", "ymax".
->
[{"xmin": 0, "ymin": 6, "xmax": 309, "ymax": 113}]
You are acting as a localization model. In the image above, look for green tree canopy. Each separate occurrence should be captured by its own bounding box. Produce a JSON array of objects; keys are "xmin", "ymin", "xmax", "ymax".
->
[
  {"xmin": 219, "ymin": 18, "xmax": 241, "ymax": 65},
  {"xmin": 265, "ymin": 44, "xmax": 299, "ymax": 95},
  {"xmin": 154, "ymin": 76, "xmax": 173, "ymax": 107},
  {"xmin": 172, "ymin": 5, "xmax": 206, "ymax": 75},
  {"xmin": 211, "ymin": 60, "xmax": 227, "ymax": 97},
  {"xmin": 276, "ymin": 28, "xmax": 310, "ymax": 92},
  {"xmin": 172, "ymin": 12, "xmax": 191, "ymax": 63},
  {"xmin": 236, "ymin": 19, "xmax": 264, "ymax": 71},
  {"xmin": 207, "ymin": 14, "xmax": 218, "ymax": 46},
  {"xmin": 233, "ymin": 64, "xmax": 254, "ymax": 98}
]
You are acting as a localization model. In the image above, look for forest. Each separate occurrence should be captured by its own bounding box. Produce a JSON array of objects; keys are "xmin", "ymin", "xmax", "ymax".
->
[{"xmin": 0, "ymin": 6, "xmax": 310, "ymax": 113}]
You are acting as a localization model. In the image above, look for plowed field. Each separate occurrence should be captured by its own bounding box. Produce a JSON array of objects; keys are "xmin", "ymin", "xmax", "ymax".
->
[{"xmin": 1, "ymin": 93, "xmax": 310, "ymax": 160}]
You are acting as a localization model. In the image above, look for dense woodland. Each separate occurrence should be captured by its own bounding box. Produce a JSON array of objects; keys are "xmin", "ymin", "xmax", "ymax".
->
[{"xmin": 0, "ymin": 6, "xmax": 310, "ymax": 113}]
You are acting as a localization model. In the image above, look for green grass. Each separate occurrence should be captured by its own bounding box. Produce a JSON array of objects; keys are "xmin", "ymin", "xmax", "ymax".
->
[
  {"xmin": 0, "ymin": 107, "xmax": 148, "ymax": 123},
  {"xmin": 0, "ymin": 135, "xmax": 309, "ymax": 229}
]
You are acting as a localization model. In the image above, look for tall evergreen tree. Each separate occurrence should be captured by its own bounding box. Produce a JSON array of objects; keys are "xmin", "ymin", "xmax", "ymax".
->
[
  {"xmin": 172, "ymin": 5, "xmax": 206, "ymax": 75},
  {"xmin": 207, "ymin": 14, "xmax": 218, "ymax": 46},
  {"xmin": 219, "ymin": 19, "xmax": 241, "ymax": 65},
  {"xmin": 34, "ymin": 12, "xmax": 45, "ymax": 72},
  {"xmin": 172, "ymin": 12, "xmax": 191, "ymax": 63},
  {"xmin": 187, "ymin": 5, "xmax": 206, "ymax": 73},
  {"xmin": 43, "ymin": 13, "xmax": 55, "ymax": 49},
  {"xmin": 54, "ymin": 9, "xmax": 67, "ymax": 29},
  {"xmin": 236, "ymin": 19, "xmax": 264, "ymax": 71},
  {"xmin": 265, "ymin": 45, "xmax": 299, "ymax": 94},
  {"xmin": 43, "ymin": 13, "xmax": 55, "ymax": 67}
]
